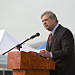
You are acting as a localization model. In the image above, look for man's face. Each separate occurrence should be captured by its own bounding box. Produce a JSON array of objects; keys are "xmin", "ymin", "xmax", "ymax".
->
[{"xmin": 41, "ymin": 14, "xmax": 55, "ymax": 31}]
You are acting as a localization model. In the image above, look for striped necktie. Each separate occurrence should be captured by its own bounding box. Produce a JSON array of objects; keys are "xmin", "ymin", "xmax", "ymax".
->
[{"xmin": 49, "ymin": 32, "xmax": 52, "ymax": 46}]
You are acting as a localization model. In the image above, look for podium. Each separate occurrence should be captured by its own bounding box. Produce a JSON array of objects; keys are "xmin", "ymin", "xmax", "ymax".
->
[{"xmin": 7, "ymin": 51, "xmax": 55, "ymax": 75}]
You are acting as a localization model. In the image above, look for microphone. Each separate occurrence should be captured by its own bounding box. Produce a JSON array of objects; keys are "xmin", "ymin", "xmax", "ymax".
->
[
  {"xmin": 2, "ymin": 32, "xmax": 40, "ymax": 55},
  {"xmin": 30, "ymin": 33, "xmax": 40, "ymax": 39}
]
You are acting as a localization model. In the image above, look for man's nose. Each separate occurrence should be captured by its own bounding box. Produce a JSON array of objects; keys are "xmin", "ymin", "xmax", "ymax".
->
[{"xmin": 43, "ymin": 21, "xmax": 46, "ymax": 25}]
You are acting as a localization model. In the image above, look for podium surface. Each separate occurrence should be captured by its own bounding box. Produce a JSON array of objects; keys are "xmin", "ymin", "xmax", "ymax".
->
[{"xmin": 7, "ymin": 51, "xmax": 55, "ymax": 75}]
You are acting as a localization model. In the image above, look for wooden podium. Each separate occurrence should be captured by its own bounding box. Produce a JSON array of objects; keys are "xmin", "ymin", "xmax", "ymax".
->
[{"xmin": 7, "ymin": 51, "xmax": 55, "ymax": 75}]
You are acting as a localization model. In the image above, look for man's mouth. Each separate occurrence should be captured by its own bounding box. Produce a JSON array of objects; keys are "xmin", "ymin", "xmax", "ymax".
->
[{"xmin": 44, "ymin": 25, "xmax": 48, "ymax": 28}]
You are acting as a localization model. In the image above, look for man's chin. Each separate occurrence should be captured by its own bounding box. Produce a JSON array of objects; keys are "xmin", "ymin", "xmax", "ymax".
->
[
  {"xmin": 46, "ymin": 28, "xmax": 51, "ymax": 31},
  {"xmin": 45, "ymin": 27, "xmax": 49, "ymax": 30}
]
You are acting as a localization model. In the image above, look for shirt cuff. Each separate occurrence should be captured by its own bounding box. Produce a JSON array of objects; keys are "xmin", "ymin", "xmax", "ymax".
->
[{"xmin": 50, "ymin": 52, "xmax": 53, "ymax": 58}]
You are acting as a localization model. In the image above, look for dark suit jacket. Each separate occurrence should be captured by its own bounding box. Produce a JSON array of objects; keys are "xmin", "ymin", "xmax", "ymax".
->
[{"xmin": 46, "ymin": 25, "xmax": 75, "ymax": 75}]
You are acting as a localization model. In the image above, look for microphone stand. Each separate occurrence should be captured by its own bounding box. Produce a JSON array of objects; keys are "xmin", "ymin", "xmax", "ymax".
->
[
  {"xmin": 2, "ymin": 32, "xmax": 40, "ymax": 55},
  {"xmin": 2, "ymin": 38, "xmax": 30, "ymax": 55}
]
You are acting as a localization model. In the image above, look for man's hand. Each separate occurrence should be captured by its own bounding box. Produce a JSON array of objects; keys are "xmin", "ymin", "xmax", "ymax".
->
[
  {"xmin": 39, "ymin": 50, "xmax": 51, "ymax": 58},
  {"xmin": 28, "ymin": 51, "xmax": 38, "ymax": 56}
]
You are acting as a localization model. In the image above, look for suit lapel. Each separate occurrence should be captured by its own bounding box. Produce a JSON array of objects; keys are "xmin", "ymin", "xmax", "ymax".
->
[{"xmin": 49, "ymin": 25, "xmax": 62, "ymax": 50}]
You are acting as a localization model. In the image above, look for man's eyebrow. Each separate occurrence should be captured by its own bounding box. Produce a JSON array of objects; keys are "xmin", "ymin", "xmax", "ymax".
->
[{"xmin": 42, "ymin": 18, "xmax": 49, "ymax": 22}]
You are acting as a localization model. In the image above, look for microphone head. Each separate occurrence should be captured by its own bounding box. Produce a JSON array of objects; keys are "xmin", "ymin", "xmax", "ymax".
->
[
  {"xmin": 30, "ymin": 32, "xmax": 40, "ymax": 39},
  {"xmin": 36, "ymin": 32, "xmax": 40, "ymax": 36}
]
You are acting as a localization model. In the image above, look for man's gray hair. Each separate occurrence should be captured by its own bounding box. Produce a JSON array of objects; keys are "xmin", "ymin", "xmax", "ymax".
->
[{"xmin": 41, "ymin": 11, "xmax": 58, "ymax": 23}]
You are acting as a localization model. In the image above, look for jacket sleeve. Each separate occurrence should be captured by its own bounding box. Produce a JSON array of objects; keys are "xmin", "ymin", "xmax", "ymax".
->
[{"xmin": 52, "ymin": 29, "xmax": 74, "ymax": 60}]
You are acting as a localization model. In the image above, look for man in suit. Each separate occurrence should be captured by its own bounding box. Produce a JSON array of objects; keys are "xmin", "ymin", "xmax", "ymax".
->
[{"xmin": 40, "ymin": 11, "xmax": 75, "ymax": 75}]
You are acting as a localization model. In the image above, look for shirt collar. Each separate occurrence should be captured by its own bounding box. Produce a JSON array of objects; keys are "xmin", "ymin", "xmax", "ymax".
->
[{"xmin": 51, "ymin": 24, "xmax": 59, "ymax": 35}]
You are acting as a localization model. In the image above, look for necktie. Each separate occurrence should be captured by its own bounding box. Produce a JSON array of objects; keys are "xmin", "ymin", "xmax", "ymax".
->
[{"xmin": 49, "ymin": 32, "xmax": 52, "ymax": 46}]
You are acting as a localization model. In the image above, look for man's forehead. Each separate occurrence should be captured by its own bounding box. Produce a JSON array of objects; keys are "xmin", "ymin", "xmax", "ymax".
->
[{"xmin": 42, "ymin": 15, "xmax": 49, "ymax": 19}]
